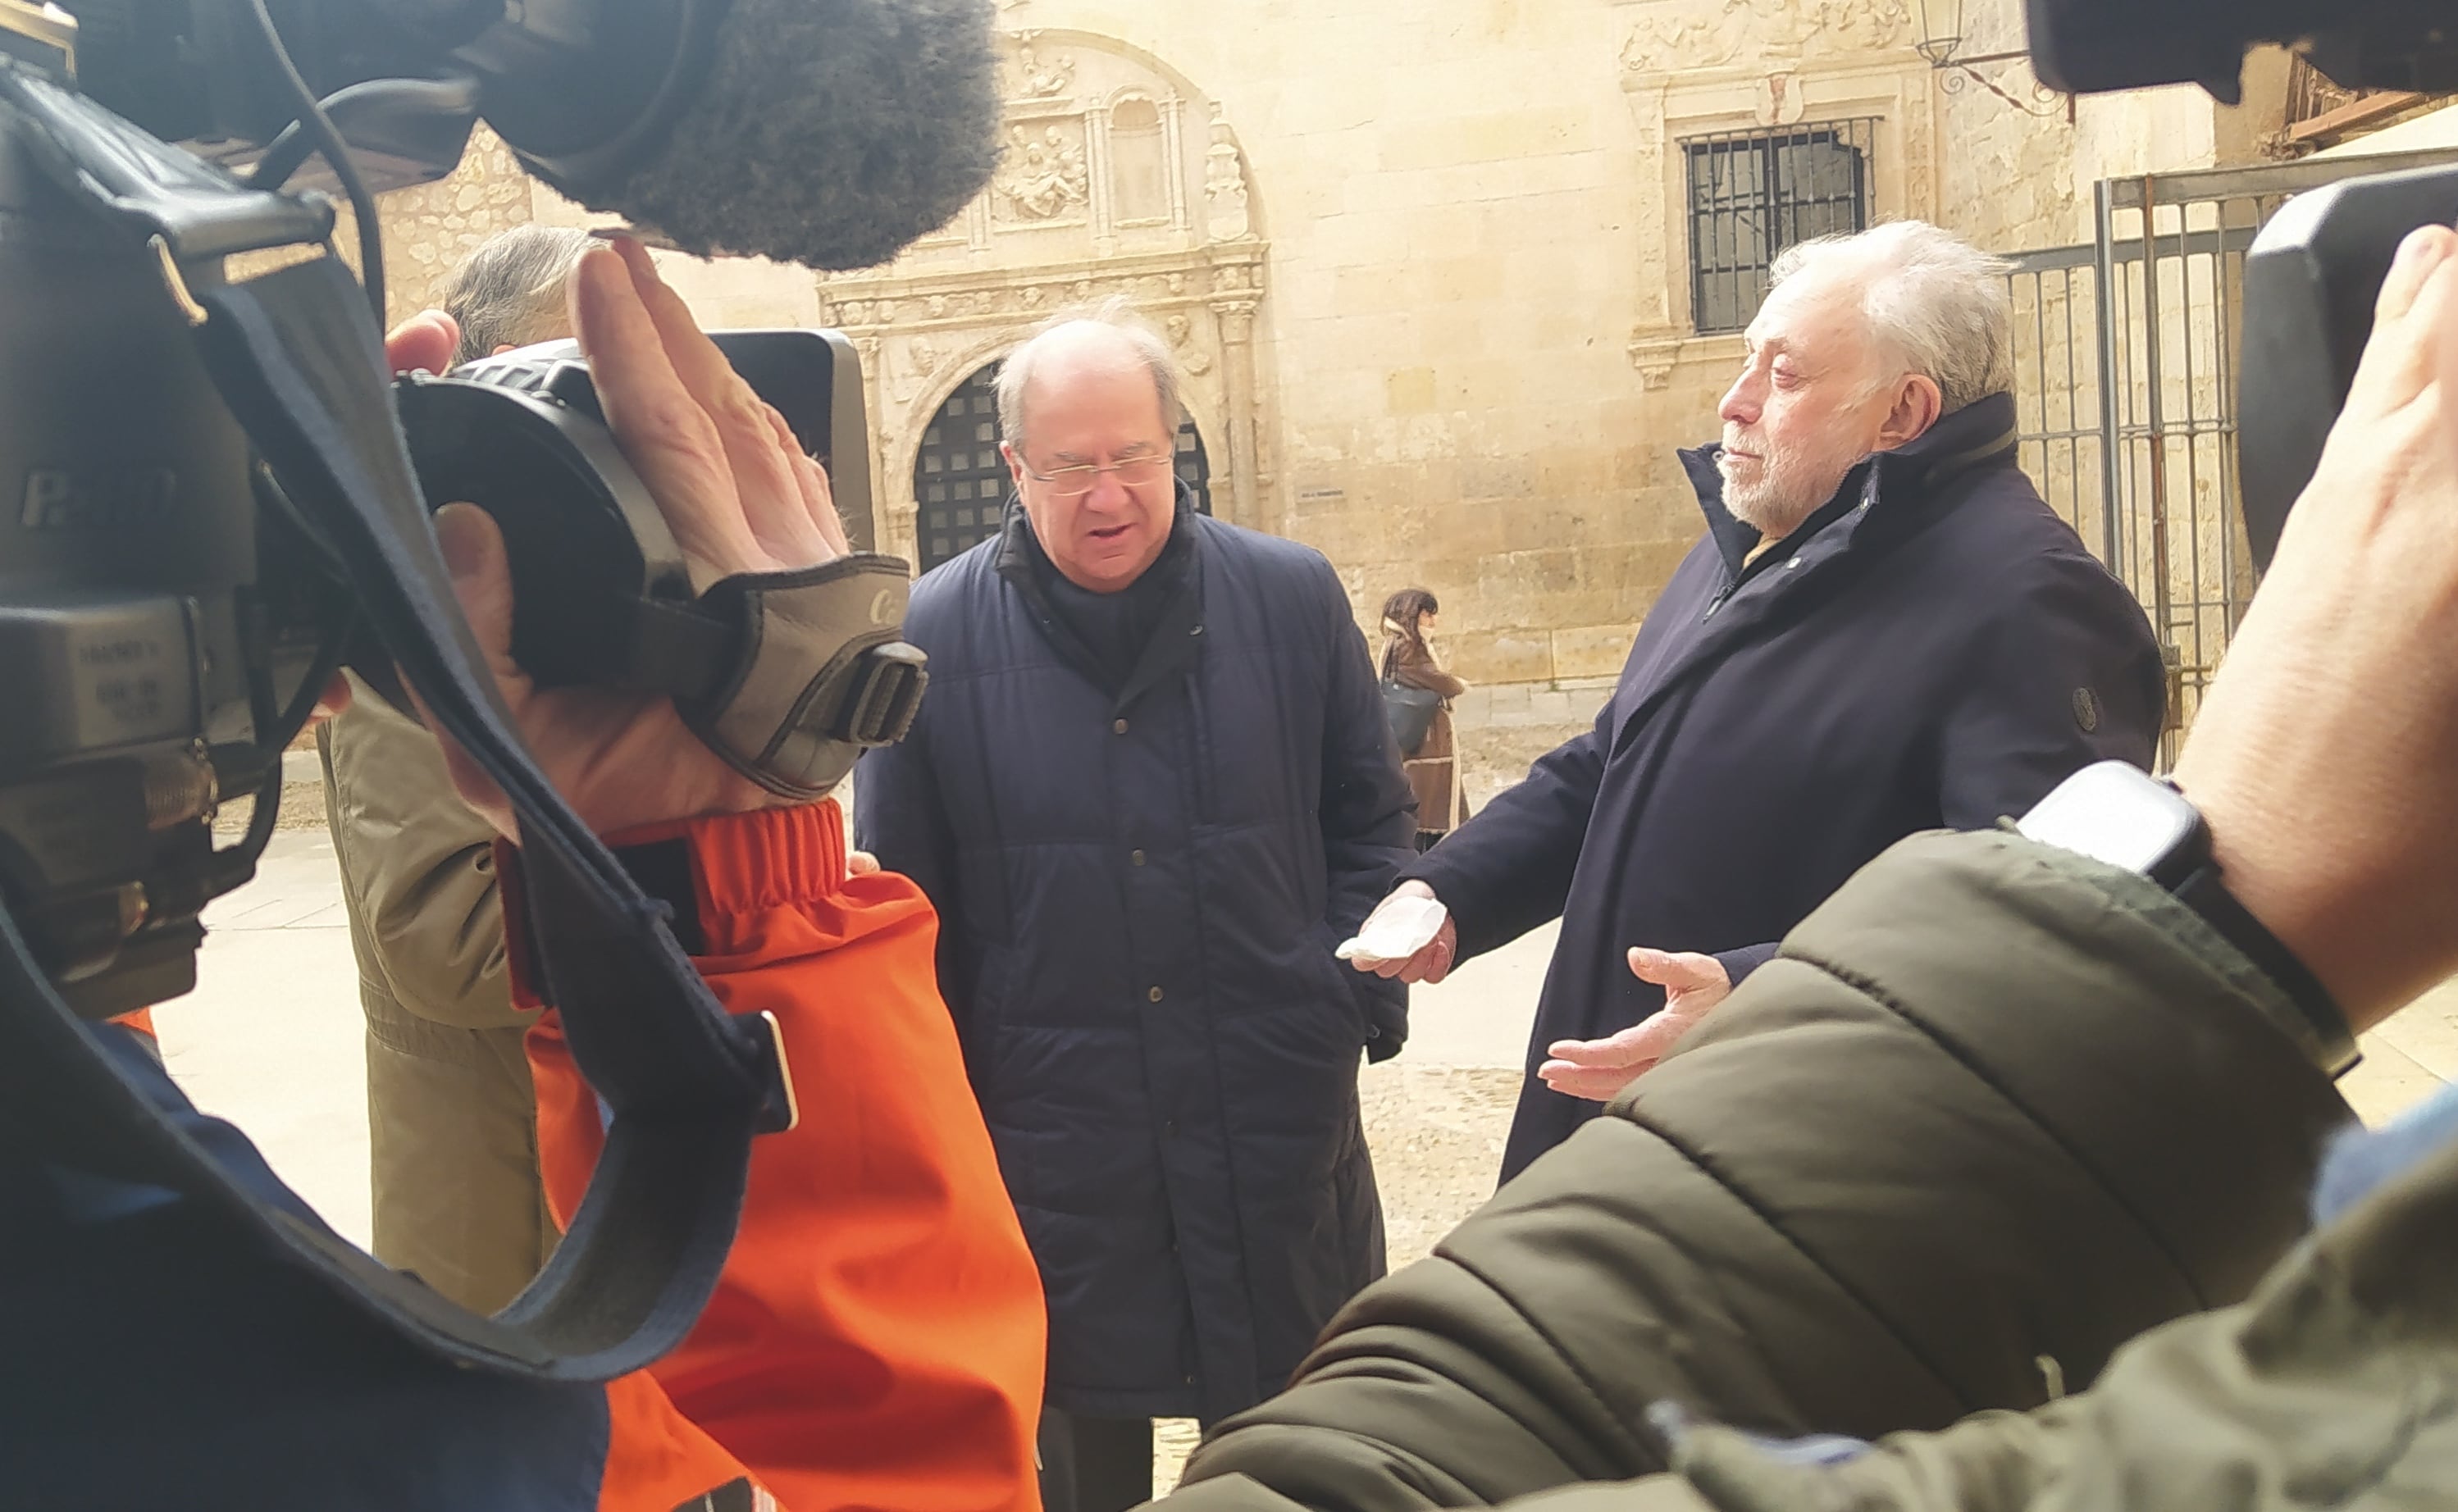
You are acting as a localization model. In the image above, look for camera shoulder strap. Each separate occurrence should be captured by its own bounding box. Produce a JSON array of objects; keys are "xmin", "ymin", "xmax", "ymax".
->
[{"xmin": 0, "ymin": 65, "xmax": 786, "ymax": 1382}]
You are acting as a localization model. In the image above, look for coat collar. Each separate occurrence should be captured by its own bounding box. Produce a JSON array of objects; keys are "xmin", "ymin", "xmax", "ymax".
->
[{"xmin": 1678, "ymin": 390, "xmax": 2022, "ymax": 580}]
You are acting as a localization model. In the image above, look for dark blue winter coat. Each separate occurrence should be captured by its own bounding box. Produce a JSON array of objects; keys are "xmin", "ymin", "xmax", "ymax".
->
[
  {"xmin": 1407, "ymin": 392, "xmax": 2168, "ymax": 1180},
  {"xmin": 855, "ymin": 496, "xmax": 1416, "ymax": 1423}
]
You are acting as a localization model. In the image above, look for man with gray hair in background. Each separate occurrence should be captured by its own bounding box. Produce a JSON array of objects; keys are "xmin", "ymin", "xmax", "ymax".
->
[
  {"xmin": 317, "ymin": 223, "xmax": 594, "ymax": 1313},
  {"xmin": 1350, "ymin": 219, "xmax": 2167, "ymax": 1177},
  {"xmin": 856, "ymin": 299, "xmax": 1416, "ymax": 1512}
]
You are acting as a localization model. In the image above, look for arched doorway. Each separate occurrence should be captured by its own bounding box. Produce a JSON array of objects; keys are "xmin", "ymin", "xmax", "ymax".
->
[
  {"xmin": 911, "ymin": 359, "xmax": 1215, "ymax": 572},
  {"xmin": 912, "ymin": 365, "xmax": 1007, "ymax": 572}
]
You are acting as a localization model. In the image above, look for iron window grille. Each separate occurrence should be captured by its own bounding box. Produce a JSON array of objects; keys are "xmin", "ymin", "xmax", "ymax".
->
[{"xmin": 1683, "ymin": 119, "xmax": 1878, "ymax": 335}]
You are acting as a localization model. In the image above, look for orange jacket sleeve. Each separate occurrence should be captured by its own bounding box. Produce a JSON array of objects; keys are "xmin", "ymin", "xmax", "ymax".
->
[{"xmin": 512, "ymin": 799, "xmax": 1046, "ymax": 1512}]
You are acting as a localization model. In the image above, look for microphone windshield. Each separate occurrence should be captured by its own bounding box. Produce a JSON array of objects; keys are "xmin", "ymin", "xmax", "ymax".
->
[{"xmin": 537, "ymin": 0, "xmax": 1004, "ymax": 271}]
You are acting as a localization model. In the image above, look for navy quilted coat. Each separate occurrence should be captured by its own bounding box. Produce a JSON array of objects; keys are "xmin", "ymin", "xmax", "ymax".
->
[{"xmin": 855, "ymin": 501, "xmax": 1416, "ymax": 1423}]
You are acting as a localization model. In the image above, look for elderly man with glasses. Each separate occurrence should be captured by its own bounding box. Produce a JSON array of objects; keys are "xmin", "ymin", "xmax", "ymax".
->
[{"xmin": 857, "ymin": 301, "xmax": 1417, "ymax": 1512}]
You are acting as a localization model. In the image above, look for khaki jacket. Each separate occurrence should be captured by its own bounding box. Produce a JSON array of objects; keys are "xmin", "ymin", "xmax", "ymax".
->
[
  {"xmin": 318, "ymin": 672, "xmax": 551, "ymax": 1311},
  {"xmin": 320, "ymin": 673, "xmax": 518, "ymax": 1032},
  {"xmin": 1163, "ymin": 831, "xmax": 2360, "ymax": 1510},
  {"xmin": 1530, "ymin": 1120, "xmax": 2458, "ymax": 1509}
]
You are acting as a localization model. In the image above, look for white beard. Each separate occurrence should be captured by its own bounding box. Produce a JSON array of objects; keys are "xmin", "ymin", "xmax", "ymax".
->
[{"xmin": 1717, "ymin": 434, "xmax": 1865, "ymax": 540}]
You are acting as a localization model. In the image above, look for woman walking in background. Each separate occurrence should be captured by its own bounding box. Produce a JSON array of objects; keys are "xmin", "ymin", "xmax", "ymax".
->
[{"xmin": 1380, "ymin": 588, "xmax": 1470, "ymax": 852}]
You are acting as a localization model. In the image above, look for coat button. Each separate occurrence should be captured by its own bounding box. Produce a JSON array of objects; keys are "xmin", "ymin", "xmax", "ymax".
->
[
  {"xmin": 1130, "ymin": 849, "xmax": 1147, "ymax": 866},
  {"xmin": 1147, "ymin": 986, "xmax": 1165, "ymax": 1003},
  {"xmin": 1112, "ymin": 717, "xmax": 1129, "ymax": 735}
]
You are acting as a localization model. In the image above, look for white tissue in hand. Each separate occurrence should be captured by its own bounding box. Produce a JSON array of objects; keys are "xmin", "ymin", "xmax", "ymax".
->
[{"xmin": 1337, "ymin": 895, "xmax": 1449, "ymax": 963}]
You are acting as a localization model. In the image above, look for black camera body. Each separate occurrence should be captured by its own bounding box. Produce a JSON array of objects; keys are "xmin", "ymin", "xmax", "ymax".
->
[
  {"xmin": 2239, "ymin": 166, "xmax": 2458, "ymax": 567},
  {"xmin": 0, "ymin": 121, "xmax": 335, "ymax": 1019},
  {"xmin": 0, "ymin": 254, "xmax": 910, "ymax": 1018},
  {"xmin": 2027, "ymin": 0, "xmax": 2458, "ymax": 568}
]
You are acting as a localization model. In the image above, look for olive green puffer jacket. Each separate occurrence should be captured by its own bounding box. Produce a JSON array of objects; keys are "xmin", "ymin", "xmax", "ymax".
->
[{"xmin": 1161, "ymin": 831, "xmax": 2357, "ymax": 1511}]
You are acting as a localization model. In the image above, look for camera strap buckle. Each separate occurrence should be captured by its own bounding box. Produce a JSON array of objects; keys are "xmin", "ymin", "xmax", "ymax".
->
[{"xmin": 653, "ymin": 554, "xmax": 929, "ymax": 801}]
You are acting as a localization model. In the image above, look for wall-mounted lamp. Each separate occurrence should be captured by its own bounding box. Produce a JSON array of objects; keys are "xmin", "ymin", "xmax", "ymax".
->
[{"xmin": 1909, "ymin": 0, "xmax": 2071, "ymax": 119}]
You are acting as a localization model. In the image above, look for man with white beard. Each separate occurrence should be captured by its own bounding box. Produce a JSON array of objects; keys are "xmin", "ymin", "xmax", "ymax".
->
[{"xmin": 1348, "ymin": 220, "xmax": 2168, "ymax": 1177}]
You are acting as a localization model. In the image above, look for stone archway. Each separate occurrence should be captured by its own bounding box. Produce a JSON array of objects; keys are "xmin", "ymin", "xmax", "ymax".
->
[{"xmin": 811, "ymin": 29, "xmax": 1269, "ymax": 569}]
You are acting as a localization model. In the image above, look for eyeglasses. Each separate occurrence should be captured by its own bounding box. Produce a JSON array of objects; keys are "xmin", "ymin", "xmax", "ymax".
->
[{"xmin": 1024, "ymin": 455, "xmax": 1173, "ymax": 498}]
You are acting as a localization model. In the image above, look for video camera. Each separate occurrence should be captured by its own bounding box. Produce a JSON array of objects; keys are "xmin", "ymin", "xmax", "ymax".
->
[
  {"xmin": 0, "ymin": 0, "xmax": 923, "ymax": 1024},
  {"xmin": 2027, "ymin": 0, "xmax": 2458, "ymax": 564},
  {"xmin": 0, "ymin": 0, "xmax": 978, "ymax": 1389}
]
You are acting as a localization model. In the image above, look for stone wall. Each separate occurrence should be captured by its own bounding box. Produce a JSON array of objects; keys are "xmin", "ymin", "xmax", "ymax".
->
[
  {"xmin": 793, "ymin": 0, "xmax": 1690, "ymax": 686},
  {"xmin": 1932, "ymin": 0, "xmax": 2294, "ymax": 257},
  {"xmin": 317, "ymin": 1, "xmax": 2323, "ymax": 787}
]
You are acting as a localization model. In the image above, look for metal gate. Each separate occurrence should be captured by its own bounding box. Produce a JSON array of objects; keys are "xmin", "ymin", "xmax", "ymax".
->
[{"xmin": 2004, "ymin": 146, "xmax": 2458, "ymax": 763}]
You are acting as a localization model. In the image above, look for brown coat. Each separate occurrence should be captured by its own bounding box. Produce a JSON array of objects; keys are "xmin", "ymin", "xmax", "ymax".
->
[{"xmin": 1382, "ymin": 633, "xmax": 1468, "ymax": 834}]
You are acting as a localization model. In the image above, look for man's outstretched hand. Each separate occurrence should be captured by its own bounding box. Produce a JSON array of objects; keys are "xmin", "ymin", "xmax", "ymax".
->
[
  {"xmin": 1537, "ymin": 948, "xmax": 1731, "ymax": 1102},
  {"xmin": 1345, "ymin": 881, "xmax": 1459, "ymax": 983},
  {"xmin": 388, "ymin": 239, "xmax": 850, "ymax": 840}
]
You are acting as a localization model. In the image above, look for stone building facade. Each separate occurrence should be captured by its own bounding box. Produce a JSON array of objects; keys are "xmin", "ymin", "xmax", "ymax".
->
[{"xmin": 356, "ymin": 0, "xmax": 2327, "ymax": 788}]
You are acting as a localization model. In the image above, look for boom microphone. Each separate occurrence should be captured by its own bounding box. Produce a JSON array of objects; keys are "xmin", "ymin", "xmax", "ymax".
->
[
  {"xmin": 535, "ymin": 0, "xmax": 1004, "ymax": 271},
  {"xmin": 63, "ymin": 0, "xmax": 1006, "ymax": 271}
]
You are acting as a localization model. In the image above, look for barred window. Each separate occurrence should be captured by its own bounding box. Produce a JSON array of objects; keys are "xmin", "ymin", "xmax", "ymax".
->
[
  {"xmin": 1683, "ymin": 119, "xmax": 1877, "ymax": 335},
  {"xmin": 913, "ymin": 364, "xmax": 1010, "ymax": 572}
]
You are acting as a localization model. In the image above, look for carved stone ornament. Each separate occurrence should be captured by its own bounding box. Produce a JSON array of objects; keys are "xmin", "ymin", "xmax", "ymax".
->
[
  {"xmin": 1165, "ymin": 313, "xmax": 1214, "ymax": 376},
  {"xmin": 1753, "ymin": 72, "xmax": 1807, "ymax": 127},
  {"xmin": 993, "ymin": 121, "xmax": 1090, "ymax": 221},
  {"xmin": 1203, "ymin": 104, "xmax": 1252, "ymax": 242},
  {"xmin": 1627, "ymin": 330, "xmax": 1690, "ymax": 389},
  {"xmin": 1621, "ymin": 0, "xmax": 1912, "ymax": 77},
  {"xmin": 1011, "ymin": 34, "xmax": 1076, "ymax": 99}
]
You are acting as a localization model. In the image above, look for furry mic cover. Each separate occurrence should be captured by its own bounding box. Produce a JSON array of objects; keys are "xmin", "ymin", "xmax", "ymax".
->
[{"xmin": 566, "ymin": 0, "xmax": 1003, "ymax": 270}]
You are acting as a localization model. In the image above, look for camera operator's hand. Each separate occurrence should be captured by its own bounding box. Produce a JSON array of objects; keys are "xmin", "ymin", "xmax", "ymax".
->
[
  {"xmin": 399, "ymin": 239, "xmax": 850, "ymax": 840},
  {"xmin": 2171, "ymin": 223, "xmax": 2458, "ymax": 1031}
]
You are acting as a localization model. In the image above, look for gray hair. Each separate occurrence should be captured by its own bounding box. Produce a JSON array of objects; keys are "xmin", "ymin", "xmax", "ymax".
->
[
  {"xmin": 1766, "ymin": 220, "xmax": 2013, "ymax": 413},
  {"xmin": 994, "ymin": 297, "xmax": 1183, "ymax": 449},
  {"xmin": 439, "ymin": 225, "xmax": 597, "ymax": 367}
]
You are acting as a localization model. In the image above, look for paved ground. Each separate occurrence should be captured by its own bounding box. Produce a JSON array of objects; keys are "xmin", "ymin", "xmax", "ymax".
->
[{"xmin": 152, "ymin": 829, "xmax": 2458, "ymax": 1494}]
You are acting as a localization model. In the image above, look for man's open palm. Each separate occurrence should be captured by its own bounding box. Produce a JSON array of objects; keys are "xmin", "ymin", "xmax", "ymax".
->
[{"xmin": 1537, "ymin": 948, "xmax": 1731, "ymax": 1102}]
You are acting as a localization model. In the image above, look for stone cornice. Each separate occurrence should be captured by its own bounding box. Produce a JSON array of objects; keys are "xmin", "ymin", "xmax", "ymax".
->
[{"xmin": 816, "ymin": 241, "xmax": 1269, "ymax": 335}]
